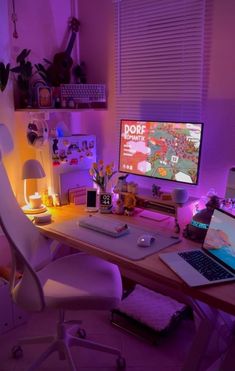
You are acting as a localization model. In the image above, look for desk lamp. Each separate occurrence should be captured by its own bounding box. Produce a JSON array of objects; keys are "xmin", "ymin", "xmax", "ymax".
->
[{"xmin": 22, "ymin": 159, "xmax": 47, "ymax": 214}]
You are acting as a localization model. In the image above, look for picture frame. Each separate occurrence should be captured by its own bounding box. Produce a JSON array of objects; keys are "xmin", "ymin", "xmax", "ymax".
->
[{"xmin": 37, "ymin": 86, "xmax": 53, "ymax": 108}]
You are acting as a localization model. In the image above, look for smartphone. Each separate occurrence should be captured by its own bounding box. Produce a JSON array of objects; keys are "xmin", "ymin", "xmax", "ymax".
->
[{"xmin": 85, "ymin": 188, "xmax": 98, "ymax": 212}]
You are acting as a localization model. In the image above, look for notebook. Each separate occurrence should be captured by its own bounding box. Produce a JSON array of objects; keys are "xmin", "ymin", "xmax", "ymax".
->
[{"xmin": 160, "ymin": 208, "xmax": 235, "ymax": 287}]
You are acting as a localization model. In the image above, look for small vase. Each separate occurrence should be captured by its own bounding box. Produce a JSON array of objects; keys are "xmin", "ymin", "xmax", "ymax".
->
[
  {"xmin": 94, "ymin": 184, "xmax": 106, "ymax": 194},
  {"xmin": 99, "ymin": 185, "xmax": 106, "ymax": 193}
]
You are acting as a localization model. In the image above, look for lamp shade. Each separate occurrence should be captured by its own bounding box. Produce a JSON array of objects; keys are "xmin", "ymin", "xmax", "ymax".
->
[
  {"xmin": 0, "ymin": 123, "xmax": 14, "ymax": 158},
  {"xmin": 22, "ymin": 159, "xmax": 46, "ymax": 180}
]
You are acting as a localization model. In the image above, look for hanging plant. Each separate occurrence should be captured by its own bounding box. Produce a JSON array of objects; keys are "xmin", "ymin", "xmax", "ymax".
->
[{"xmin": 0, "ymin": 62, "xmax": 10, "ymax": 92}]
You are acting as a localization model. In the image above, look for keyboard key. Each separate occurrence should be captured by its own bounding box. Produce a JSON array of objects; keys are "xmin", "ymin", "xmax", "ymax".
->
[{"xmin": 60, "ymin": 84, "xmax": 106, "ymax": 104}]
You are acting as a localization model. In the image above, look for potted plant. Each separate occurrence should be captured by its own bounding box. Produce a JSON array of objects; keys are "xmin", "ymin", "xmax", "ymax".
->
[
  {"xmin": 0, "ymin": 62, "xmax": 10, "ymax": 92},
  {"xmin": 11, "ymin": 49, "xmax": 33, "ymax": 107},
  {"xmin": 34, "ymin": 59, "xmax": 52, "ymax": 86},
  {"xmin": 89, "ymin": 160, "xmax": 116, "ymax": 192}
]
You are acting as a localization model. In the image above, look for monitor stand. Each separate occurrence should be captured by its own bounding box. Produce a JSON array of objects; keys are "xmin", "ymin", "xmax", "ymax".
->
[{"xmin": 139, "ymin": 209, "xmax": 170, "ymax": 222}]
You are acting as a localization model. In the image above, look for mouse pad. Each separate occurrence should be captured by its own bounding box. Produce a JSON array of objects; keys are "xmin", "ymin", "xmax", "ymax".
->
[{"xmin": 48, "ymin": 216, "xmax": 181, "ymax": 261}]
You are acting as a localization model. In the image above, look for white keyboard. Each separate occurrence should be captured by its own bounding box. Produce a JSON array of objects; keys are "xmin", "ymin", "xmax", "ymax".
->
[
  {"xmin": 60, "ymin": 84, "xmax": 106, "ymax": 103},
  {"xmin": 79, "ymin": 215, "xmax": 129, "ymax": 237}
]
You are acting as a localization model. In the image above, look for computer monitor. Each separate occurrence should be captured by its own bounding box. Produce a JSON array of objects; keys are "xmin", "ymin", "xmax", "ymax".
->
[{"xmin": 118, "ymin": 119, "xmax": 203, "ymax": 184}]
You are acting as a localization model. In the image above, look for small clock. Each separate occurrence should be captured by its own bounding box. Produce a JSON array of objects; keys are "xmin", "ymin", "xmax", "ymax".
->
[{"xmin": 99, "ymin": 192, "xmax": 113, "ymax": 213}]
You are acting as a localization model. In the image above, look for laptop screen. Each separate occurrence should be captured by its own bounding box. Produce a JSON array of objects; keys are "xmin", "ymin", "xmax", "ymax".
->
[{"xmin": 203, "ymin": 208, "xmax": 235, "ymax": 272}]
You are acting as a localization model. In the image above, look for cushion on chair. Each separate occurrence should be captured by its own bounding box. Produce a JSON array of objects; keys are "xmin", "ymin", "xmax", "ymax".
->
[{"xmin": 37, "ymin": 253, "xmax": 122, "ymax": 310}]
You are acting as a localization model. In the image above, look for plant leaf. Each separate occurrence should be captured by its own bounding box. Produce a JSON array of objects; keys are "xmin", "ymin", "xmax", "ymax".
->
[
  {"xmin": 24, "ymin": 61, "xmax": 33, "ymax": 77},
  {"xmin": 16, "ymin": 48, "xmax": 31, "ymax": 63},
  {"xmin": 10, "ymin": 66, "xmax": 21, "ymax": 73},
  {"xmin": 43, "ymin": 58, "xmax": 52, "ymax": 65},
  {"xmin": 16, "ymin": 49, "xmax": 26, "ymax": 63},
  {"xmin": 0, "ymin": 63, "xmax": 10, "ymax": 91},
  {"xmin": 2, "ymin": 63, "xmax": 10, "ymax": 88},
  {"xmin": 24, "ymin": 49, "xmax": 31, "ymax": 59},
  {"xmin": 35, "ymin": 63, "xmax": 47, "ymax": 73},
  {"xmin": 38, "ymin": 71, "xmax": 47, "ymax": 81}
]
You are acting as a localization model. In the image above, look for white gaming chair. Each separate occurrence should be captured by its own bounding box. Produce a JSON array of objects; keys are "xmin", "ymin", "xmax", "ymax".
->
[{"xmin": 0, "ymin": 124, "xmax": 125, "ymax": 370}]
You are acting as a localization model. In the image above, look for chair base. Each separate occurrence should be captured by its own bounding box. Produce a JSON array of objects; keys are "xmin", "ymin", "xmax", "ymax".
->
[{"xmin": 15, "ymin": 315, "xmax": 125, "ymax": 371}]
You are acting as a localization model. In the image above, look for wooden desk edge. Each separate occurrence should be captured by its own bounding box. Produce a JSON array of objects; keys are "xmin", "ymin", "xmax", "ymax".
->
[{"xmin": 38, "ymin": 205, "xmax": 235, "ymax": 316}]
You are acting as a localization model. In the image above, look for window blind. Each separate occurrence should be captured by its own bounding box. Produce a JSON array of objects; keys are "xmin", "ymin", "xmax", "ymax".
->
[{"xmin": 114, "ymin": 0, "xmax": 206, "ymax": 123}]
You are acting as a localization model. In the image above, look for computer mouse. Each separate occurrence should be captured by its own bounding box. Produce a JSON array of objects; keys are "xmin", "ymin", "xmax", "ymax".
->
[{"xmin": 137, "ymin": 234, "xmax": 155, "ymax": 247}]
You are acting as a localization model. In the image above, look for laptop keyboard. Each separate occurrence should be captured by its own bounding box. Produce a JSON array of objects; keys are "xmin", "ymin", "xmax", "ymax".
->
[{"xmin": 178, "ymin": 250, "xmax": 234, "ymax": 281}]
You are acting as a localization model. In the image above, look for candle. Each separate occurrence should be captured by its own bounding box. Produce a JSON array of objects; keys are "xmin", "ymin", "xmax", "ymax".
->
[{"xmin": 29, "ymin": 192, "xmax": 42, "ymax": 209}]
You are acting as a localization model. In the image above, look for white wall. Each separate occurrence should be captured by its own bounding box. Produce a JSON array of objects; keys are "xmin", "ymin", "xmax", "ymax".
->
[
  {"xmin": 78, "ymin": 0, "xmax": 235, "ymax": 199},
  {"xmin": 199, "ymin": 0, "xmax": 235, "ymax": 197},
  {"xmin": 2, "ymin": 0, "xmax": 115, "ymax": 194},
  {"xmin": 0, "ymin": 0, "xmax": 14, "ymax": 258},
  {"xmin": 0, "ymin": 0, "xmax": 16, "ymax": 186},
  {"xmin": 10, "ymin": 0, "xmax": 83, "ymax": 201},
  {"xmin": 77, "ymin": 0, "xmax": 116, "ymax": 162},
  {"xmin": 1, "ymin": 0, "xmax": 235, "ymax": 199}
]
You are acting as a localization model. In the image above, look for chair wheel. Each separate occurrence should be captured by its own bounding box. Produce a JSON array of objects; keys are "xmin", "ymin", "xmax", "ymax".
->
[
  {"xmin": 12, "ymin": 345, "xmax": 23, "ymax": 359},
  {"xmin": 76, "ymin": 328, "xmax": 86, "ymax": 339},
  {"xmin": 116, "ymin": 356, "xmax": 126, "ymax": 370}
]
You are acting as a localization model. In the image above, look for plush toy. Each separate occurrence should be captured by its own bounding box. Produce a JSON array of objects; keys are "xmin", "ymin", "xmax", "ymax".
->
[
  {"xmin": 183, "ymin": 195, "xmax": 221, "ymax": 242},
  {"xmin": 124, "ymin": 193, "xmax": 136, "ymax": 216}
]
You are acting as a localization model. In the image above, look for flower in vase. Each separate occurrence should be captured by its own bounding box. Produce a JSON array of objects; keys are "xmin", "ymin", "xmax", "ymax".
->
[{"xmin": 89, "ymin": 160, "xmax": 116, "ymax": 192}]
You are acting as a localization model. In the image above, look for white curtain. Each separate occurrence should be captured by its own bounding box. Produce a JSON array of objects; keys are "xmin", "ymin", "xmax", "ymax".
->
[{"xmin": 114, "ymin": 0, "xmax": 206, "ymax": 124}]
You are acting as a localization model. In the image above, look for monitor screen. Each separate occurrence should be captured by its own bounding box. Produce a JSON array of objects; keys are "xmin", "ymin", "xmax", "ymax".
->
[{"xmin": 118, "ymin": 120, "xmax": 203, "ymax": 184}]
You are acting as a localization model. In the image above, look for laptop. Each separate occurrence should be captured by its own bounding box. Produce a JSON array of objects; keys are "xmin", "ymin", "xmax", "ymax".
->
[{"xmin": 160, "ymin": 208, "xmax": 235, "ymax": 287}]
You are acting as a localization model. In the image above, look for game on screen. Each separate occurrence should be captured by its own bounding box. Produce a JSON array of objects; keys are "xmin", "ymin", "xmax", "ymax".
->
[{"xmin": 119, "ymin": 120, "xmax": 203, "ymax": 184}]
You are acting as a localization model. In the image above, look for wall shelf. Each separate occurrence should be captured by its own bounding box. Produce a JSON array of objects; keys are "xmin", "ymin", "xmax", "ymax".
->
[{"xmin": 15, "ymin": 104, "xmax": 107, "ymax": 113}]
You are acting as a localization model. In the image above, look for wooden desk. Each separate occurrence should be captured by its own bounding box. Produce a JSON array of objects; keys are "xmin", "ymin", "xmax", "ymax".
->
[
  {"xmin": 38, "ymin": 204, "xmax": 235, "ymax": 371},
  {"xmin": 38, "ymin": 204, "xmax": 235, "ymax": 317}
]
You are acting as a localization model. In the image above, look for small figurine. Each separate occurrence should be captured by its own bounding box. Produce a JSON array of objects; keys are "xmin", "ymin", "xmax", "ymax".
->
[
  {"xmin": 53, "ymin": 193, "xmax": 61, "ymax": 207},
  {"xmin": 114, "ymin": 198, "xmax": 124, "ymax": 215},
  {"xmin": 114, "ymin": 174, "xmax": 129, "ymax": 193},
  {"xmin": 127, "ymin": 182, "xmax": 138, "ymax": 194},
  {"xmin": 152, "ymin": 184, "xmax": 161, "ymax": 198},
  {"xmin": 124, "ymin": 193, "xmax": 136, "ymax": 216}
]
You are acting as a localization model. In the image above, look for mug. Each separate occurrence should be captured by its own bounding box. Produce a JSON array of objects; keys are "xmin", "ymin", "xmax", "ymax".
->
[{"xmin": 29, "ymin": 193, "xmax": 42, "ymax": 209}]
